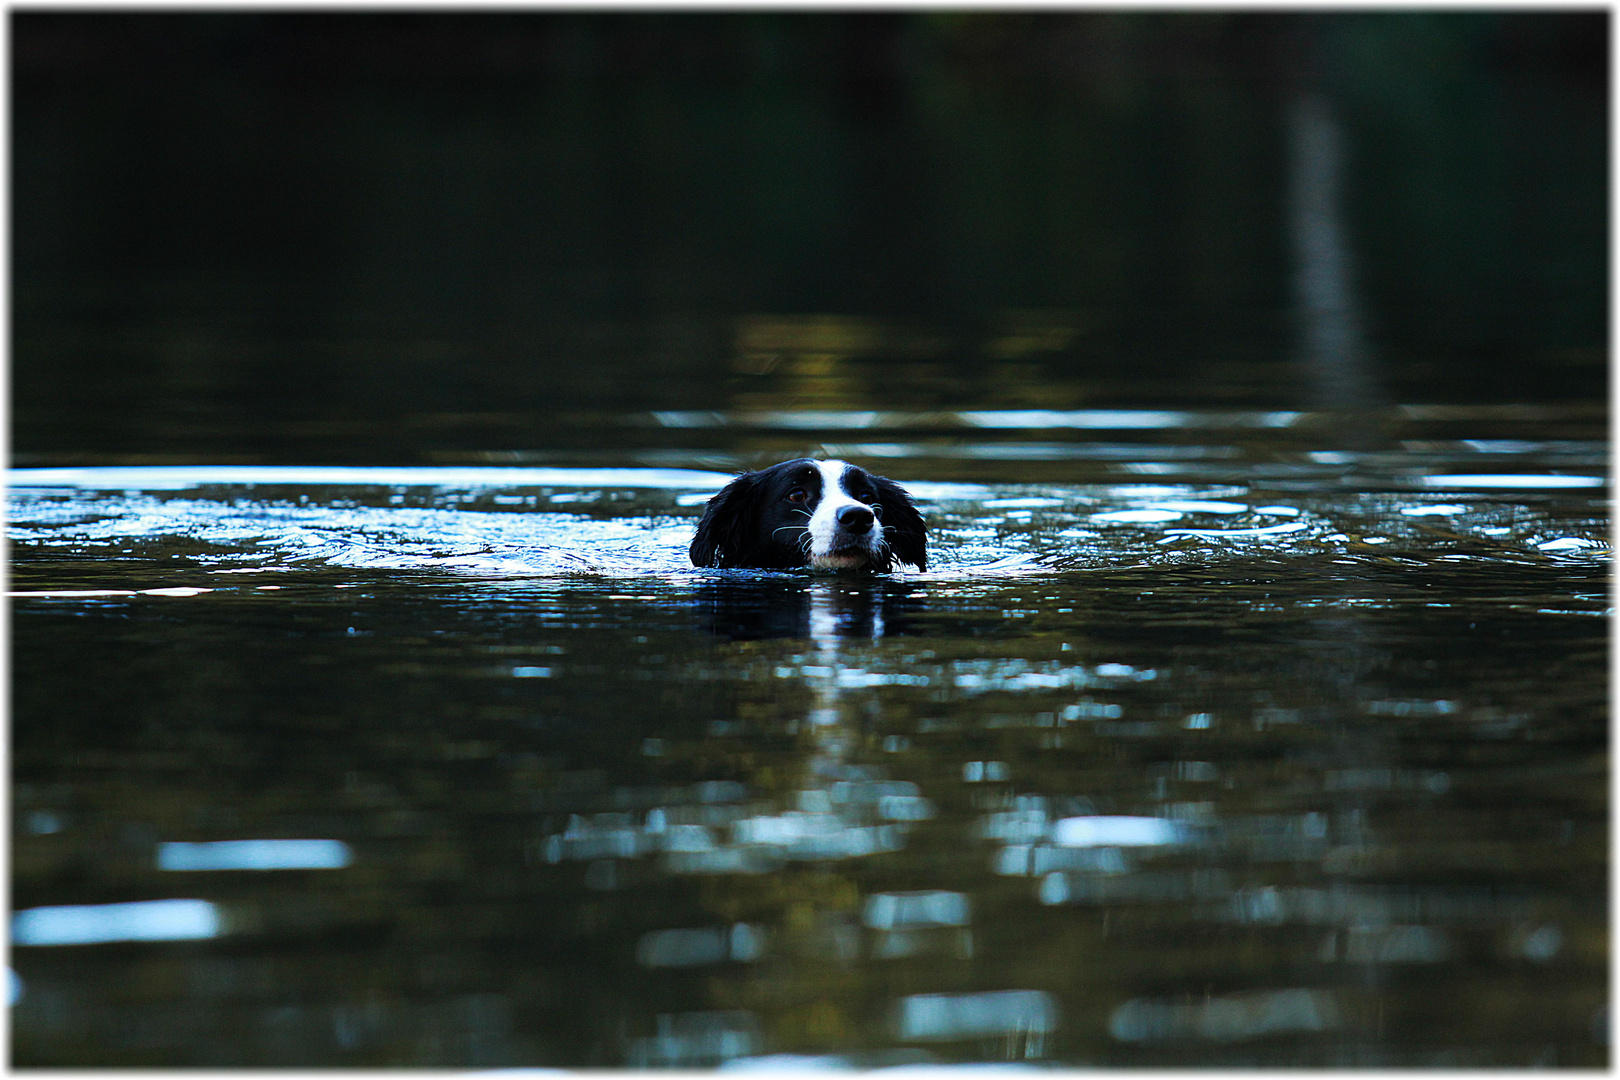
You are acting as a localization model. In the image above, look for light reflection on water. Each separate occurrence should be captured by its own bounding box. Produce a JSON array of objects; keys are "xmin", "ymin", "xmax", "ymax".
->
[
  {"xmin": 647, "ymin": 409, "xmax": 1307, "ymax": 430},
  {"xmin": 13, "ymin": 900, "xmax": 224, "ymax": 946},
  {"xmin": 7, "ymin": 454, "xmax": 1610, "ymax": 581},
  {"xmin": 157, "ymin": 839, "xmax": 354, "ymax": 872},
  {"xmin": 8, "ymin": 437, "xmax": 1608, "ymax": 1067}
]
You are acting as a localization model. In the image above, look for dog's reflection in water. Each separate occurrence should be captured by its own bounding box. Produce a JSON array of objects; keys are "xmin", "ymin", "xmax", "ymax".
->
[
  {"xmin": 700, "ymin": 578, "xmax": 919, "ymax": 824},
  {"xmin": 695, "ymin": 577, "xmax": 924, "ymax": 643}
]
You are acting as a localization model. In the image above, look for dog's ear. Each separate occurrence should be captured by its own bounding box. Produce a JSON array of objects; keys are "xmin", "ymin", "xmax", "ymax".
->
[
  {"xmin": 689, "ymin": 472, "xmax": 761, "ymax": 568},
  {"xmin": 872, "ymin": 474, "xmax": 927, "ymax": 572}
]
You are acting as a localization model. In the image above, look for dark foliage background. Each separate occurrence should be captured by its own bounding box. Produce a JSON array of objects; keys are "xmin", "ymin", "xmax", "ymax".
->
[{"xmin": 12, "ymin": 11, "xmax": 1608, "ymax": 464}]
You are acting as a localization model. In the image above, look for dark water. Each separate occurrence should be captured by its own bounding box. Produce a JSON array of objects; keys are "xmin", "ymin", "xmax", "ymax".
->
[
  {"xmin": 9, "ymin": 10, "xmax": 1609, "ymax": 1071},
  {"xmin": 10, "ymin": 409, "xmax": 1608, "ymax": 1068},
  {"xmin": 11, "ymin": 12, "xmax": 1607, "ymax": 467}
]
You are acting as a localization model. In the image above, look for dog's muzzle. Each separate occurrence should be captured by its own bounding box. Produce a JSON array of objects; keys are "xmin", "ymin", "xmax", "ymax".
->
[{"xmin": 810, "ymin": 505, "xmax": 880, "ymax": 569}]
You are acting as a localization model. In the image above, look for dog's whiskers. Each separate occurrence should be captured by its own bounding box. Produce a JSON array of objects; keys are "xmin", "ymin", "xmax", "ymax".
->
[{"xmin": 687, "ymin": 458, "xmax": 924, "ymax": 570}]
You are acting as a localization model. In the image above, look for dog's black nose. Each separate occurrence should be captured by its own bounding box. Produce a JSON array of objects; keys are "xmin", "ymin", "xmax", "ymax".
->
[{"xmin": 836, "ymin": 504, "xmax": 875, "ymax": 534}]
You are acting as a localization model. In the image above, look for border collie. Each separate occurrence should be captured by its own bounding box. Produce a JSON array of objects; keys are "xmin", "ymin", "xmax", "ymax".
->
[{"xmin": 690, "ymin": 459, "xmax": 927, "ymax": 572}]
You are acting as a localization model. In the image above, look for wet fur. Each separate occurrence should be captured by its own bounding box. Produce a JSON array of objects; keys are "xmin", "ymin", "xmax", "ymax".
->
[{"xmin": 689, "ymin": 459, "xmax": 927, "ymax": 572}]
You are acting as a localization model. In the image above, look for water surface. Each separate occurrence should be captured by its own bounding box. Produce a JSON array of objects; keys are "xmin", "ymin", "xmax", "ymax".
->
[{"xmin": 10, "ymin": 414, "xmax": 1607, "ymax": 1068}]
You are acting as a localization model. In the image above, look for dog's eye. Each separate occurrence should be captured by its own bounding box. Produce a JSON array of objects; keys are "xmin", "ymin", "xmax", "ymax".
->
[
  {"xmin": 785, "ymin": 489, "xmax": 808, "ymax": 503},
  {"xmin": 856, "ymin": 492, "xmax": 876, "ymax": 503}
]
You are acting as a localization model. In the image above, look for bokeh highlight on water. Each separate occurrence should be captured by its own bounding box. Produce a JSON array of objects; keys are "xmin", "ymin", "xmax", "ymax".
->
[{"xmin": 9, "ymin": 10, "xmax": 1609, "ymax": 1070}]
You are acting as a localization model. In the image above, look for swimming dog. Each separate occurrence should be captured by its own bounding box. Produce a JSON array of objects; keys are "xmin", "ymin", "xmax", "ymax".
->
[{"xmin": 689, "ymin": 458, "xmax": 926, "ymax": 572}]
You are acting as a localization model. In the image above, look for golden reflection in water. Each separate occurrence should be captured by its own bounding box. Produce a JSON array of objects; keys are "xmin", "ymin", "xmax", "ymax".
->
[
  {"xmin": 729, "ymin": 311, "xmax": 1096, "ymax": 418},
  {"xmin": 731, "ymin": 316, "xmax": 885, "ymax": 412}
]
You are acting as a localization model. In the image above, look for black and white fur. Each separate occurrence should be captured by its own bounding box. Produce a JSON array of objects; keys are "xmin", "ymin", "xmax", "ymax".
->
[{"xmin": 690, "ymin": 459, "xmax": 927, "ymax": 572}]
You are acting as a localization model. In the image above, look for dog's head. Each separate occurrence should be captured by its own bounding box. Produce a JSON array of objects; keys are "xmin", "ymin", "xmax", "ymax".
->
[{"xmin": 689, "ymin": 458, "xmax": 927, "ymax": 572}]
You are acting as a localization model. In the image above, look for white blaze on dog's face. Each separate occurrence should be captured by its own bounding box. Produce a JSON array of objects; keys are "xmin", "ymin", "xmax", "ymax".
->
[
  {"xmin": 688, "ymin": 456, "xmax": 927, "ymax": 572},
  {"xmin": 806, "ymin": 460, "xmax": 877, "ymax": 570}
]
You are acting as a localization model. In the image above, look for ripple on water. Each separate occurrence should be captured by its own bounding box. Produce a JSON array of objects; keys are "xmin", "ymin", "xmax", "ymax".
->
[{"xmin": 6, "ymin": 465, "xmax": 1610, "ymax": 581}]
